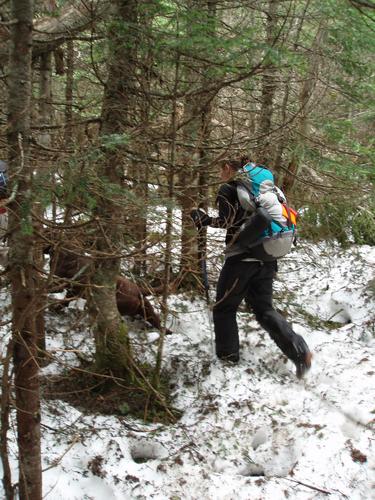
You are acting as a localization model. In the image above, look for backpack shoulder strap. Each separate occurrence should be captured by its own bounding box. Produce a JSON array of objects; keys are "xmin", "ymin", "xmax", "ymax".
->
[{"xmin": 235, "ymin": 180, "xmax": 256, "ymax": 212}]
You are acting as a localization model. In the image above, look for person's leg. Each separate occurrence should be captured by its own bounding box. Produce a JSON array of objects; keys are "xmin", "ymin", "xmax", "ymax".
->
[
  {"xmin": 246, "ymin": 261, "xmax": 312, "ymax": 378},
  {"xmin": 213, "ymin": 260, "xmax": 258, "ymax": 361}
]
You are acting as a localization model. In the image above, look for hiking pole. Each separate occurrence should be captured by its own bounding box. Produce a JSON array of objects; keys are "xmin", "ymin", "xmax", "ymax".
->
[{"xmin": 197, "ymin": 226, "xmax": 215, "ymax": 357}]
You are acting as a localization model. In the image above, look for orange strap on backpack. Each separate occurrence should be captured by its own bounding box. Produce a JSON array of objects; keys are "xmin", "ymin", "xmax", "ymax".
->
[{"xmin": 282, "ymin": 204, "xmax": 297, "ymax": 227}]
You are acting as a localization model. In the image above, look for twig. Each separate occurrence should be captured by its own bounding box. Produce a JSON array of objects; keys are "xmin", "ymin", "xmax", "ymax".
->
[
  {"xmin": 0, "ymin": 338, "xmax": 15, "ymax": 500},
  {"xmin": 283, "ymin": 477, "xmax": 333, "ymax": 495},
  {"xmin": 42, "ymin": 433, "xmax": 81, "ymax": 473}
]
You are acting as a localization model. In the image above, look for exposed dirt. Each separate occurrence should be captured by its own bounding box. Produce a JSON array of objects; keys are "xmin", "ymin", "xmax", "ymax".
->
[{"xmin": 41, "ymin": 364, "xmax": 180, "ymax": 424}]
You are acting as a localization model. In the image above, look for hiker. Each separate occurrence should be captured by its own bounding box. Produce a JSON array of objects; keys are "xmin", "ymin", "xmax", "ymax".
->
[
  {"xmin": 0, "ymin": 160, "xmax": 8, "ymax": 244},
  {"xmin": 0, "ymin": 160, "xmax": 7, "ymax": 200},
  {"xmin": 190, "ymin": 158, "xmax": 312, "ymax": 379}
]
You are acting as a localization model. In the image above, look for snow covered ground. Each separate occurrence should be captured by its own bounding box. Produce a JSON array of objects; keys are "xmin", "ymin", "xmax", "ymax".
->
[{"xmin": 1, "ymin": 240, "xmax": 374, "ymax": 499}]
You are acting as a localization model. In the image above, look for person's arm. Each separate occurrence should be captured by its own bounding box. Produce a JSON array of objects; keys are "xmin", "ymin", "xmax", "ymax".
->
[
  {"xmin": 210, "ymin": 183, "xmax": 237, "ymax": 228},
  {"xmin": 190, "ymin": 183, "xmax": 237, "ymax": 229}
]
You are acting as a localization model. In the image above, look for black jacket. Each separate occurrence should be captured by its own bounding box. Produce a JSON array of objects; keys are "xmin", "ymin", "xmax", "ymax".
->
[
  {"xmin": 210, "ymin": 179, "xmax": 275, "ymax": 262},
  {"xmin": 211, "ymin": 181, "xmax": 247, "ymax": 245}
]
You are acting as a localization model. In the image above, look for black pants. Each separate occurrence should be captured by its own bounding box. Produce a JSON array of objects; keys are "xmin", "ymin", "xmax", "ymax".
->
[{"xmin": 213, "ymin": 259, "xmax": 310, "ymax": 363}]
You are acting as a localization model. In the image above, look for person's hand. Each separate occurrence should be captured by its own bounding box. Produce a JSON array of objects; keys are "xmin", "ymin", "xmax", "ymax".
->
[{"xmin": 190, "ymin": 209, "xmax": 212, "ymax": 228}]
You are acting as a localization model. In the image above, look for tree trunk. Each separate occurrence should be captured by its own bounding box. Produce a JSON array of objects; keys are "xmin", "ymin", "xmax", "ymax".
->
[
  {"xmin": 7, "ymin": 0, "xmax": 42, "ymax": 498},
  {"xmin": 127, "ymin": 158, "xmax": 148, "ymax": 277},
  {"xmin": 196, "ymin": 0, "xmax": 217, "ymax": 274},
  {"xmin": 257, "ymin": 0, "xmax": 278, "ymax": 166},
  {"xmin": 35, "ymin": 51, "xmax": 52, "ymax": 357},
  {"xmin": 89, "ymin": 0, "xmax": 139, "ymax": 375},
  {"xmin": 130, "ymin": 12, "xmax": 155, "ymax": 277},
  {"xmin": 272, "ymin": 0, "xmax": 310, "ymax": 180},
  {"xmin": 178, "ymin": 0, "xmax": 217, "ymax": 288},
  {"xmin": 153, "ymin": 40, "xmax": 180, "ymax": 389},
  {"xmin": 282, "ymin": 22, "xmax": 326, "ymax": 194},
  {"xmin": 64, "ymin": 40, "xmax": 74, "ymax": 147},
  {"xmin": 1, "ymin": 340, "xmax": 15, "ymax": 500}
]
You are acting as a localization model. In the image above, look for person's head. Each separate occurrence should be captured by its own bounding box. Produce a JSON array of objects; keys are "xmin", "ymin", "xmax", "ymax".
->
[{"xmin": 220, "ymin": 159, "xmax": 242, "ymax": 182}]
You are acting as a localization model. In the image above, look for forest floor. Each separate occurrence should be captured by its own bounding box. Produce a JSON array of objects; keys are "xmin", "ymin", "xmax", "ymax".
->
[{"xmin": 0, "ymin": 239, "xmax": 374, "ymax": 500}]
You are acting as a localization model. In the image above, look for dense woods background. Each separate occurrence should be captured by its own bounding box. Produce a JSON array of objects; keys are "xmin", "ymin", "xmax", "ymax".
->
[{"xmin": 0, "ymin": 0, "xmax": 374, "ymax": 498}]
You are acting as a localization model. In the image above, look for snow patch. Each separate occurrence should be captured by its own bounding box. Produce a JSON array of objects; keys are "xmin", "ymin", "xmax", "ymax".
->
[{"xmin": 1, "ymin": 241, "xmax": 374, "ymax": 499}]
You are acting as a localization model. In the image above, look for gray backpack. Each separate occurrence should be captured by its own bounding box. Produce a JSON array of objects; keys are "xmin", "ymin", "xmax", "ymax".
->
[{"xmin": 235, "ymin": 181, "xmax": 296, "ymax": 259}]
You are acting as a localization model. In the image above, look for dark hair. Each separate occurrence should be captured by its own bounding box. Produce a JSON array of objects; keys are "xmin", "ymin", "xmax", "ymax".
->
[
  {"xmin": 240, "ymin": 156, "xmax": 250, "ymax": 168},
  {"xmin": 221, "ymin": 159, "xmax": 242, "ymax": 171}
]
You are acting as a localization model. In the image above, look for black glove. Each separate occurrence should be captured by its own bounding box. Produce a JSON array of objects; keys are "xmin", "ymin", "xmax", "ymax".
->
[{"xmin": 190, "ymin": 209, "xmax": 212, "ymax": 228}]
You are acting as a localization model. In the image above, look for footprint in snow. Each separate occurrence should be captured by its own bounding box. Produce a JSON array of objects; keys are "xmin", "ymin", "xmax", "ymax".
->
[{"xmin": 130, "ymin": 438, "xmax": 169, "ymax": 463}]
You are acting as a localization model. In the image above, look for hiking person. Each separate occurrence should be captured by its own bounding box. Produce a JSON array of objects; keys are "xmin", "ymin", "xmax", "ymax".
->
[
  {"xmin": 0, "ymin": 160, "xmax": 8, "ymax": 201},
  {"xmin": 0, "ymin": 160, "xmax": 8, "ymax": 244},
  {"xmin": 190, "ymin": 158, "xmax": 312, "ymax": 379}
]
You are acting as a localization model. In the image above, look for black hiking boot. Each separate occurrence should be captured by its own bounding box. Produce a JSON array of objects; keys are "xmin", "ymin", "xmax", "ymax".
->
[{"xmin": 294, "ymin": 351, "xmax": 312, "ymax": 379}]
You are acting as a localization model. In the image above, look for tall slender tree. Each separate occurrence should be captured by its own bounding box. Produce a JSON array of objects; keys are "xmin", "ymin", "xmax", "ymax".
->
[
  {"xmin": 178, "ymin": 0, "xmax": 218, "ymax": 286},
  {"xmin": 7, "ymin": 0, "xmax": 42, "ymax": 498},
  {"xmin": 89, "ymin": 0, "xmax": 139, "ymax": 375},
  {"xmin": 282, "ymin": 20, "xmax": 326, "ymax": 193},
  {"xmin": 257, "ymin": 0, "xmax": 279, "ymax": 165}
]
